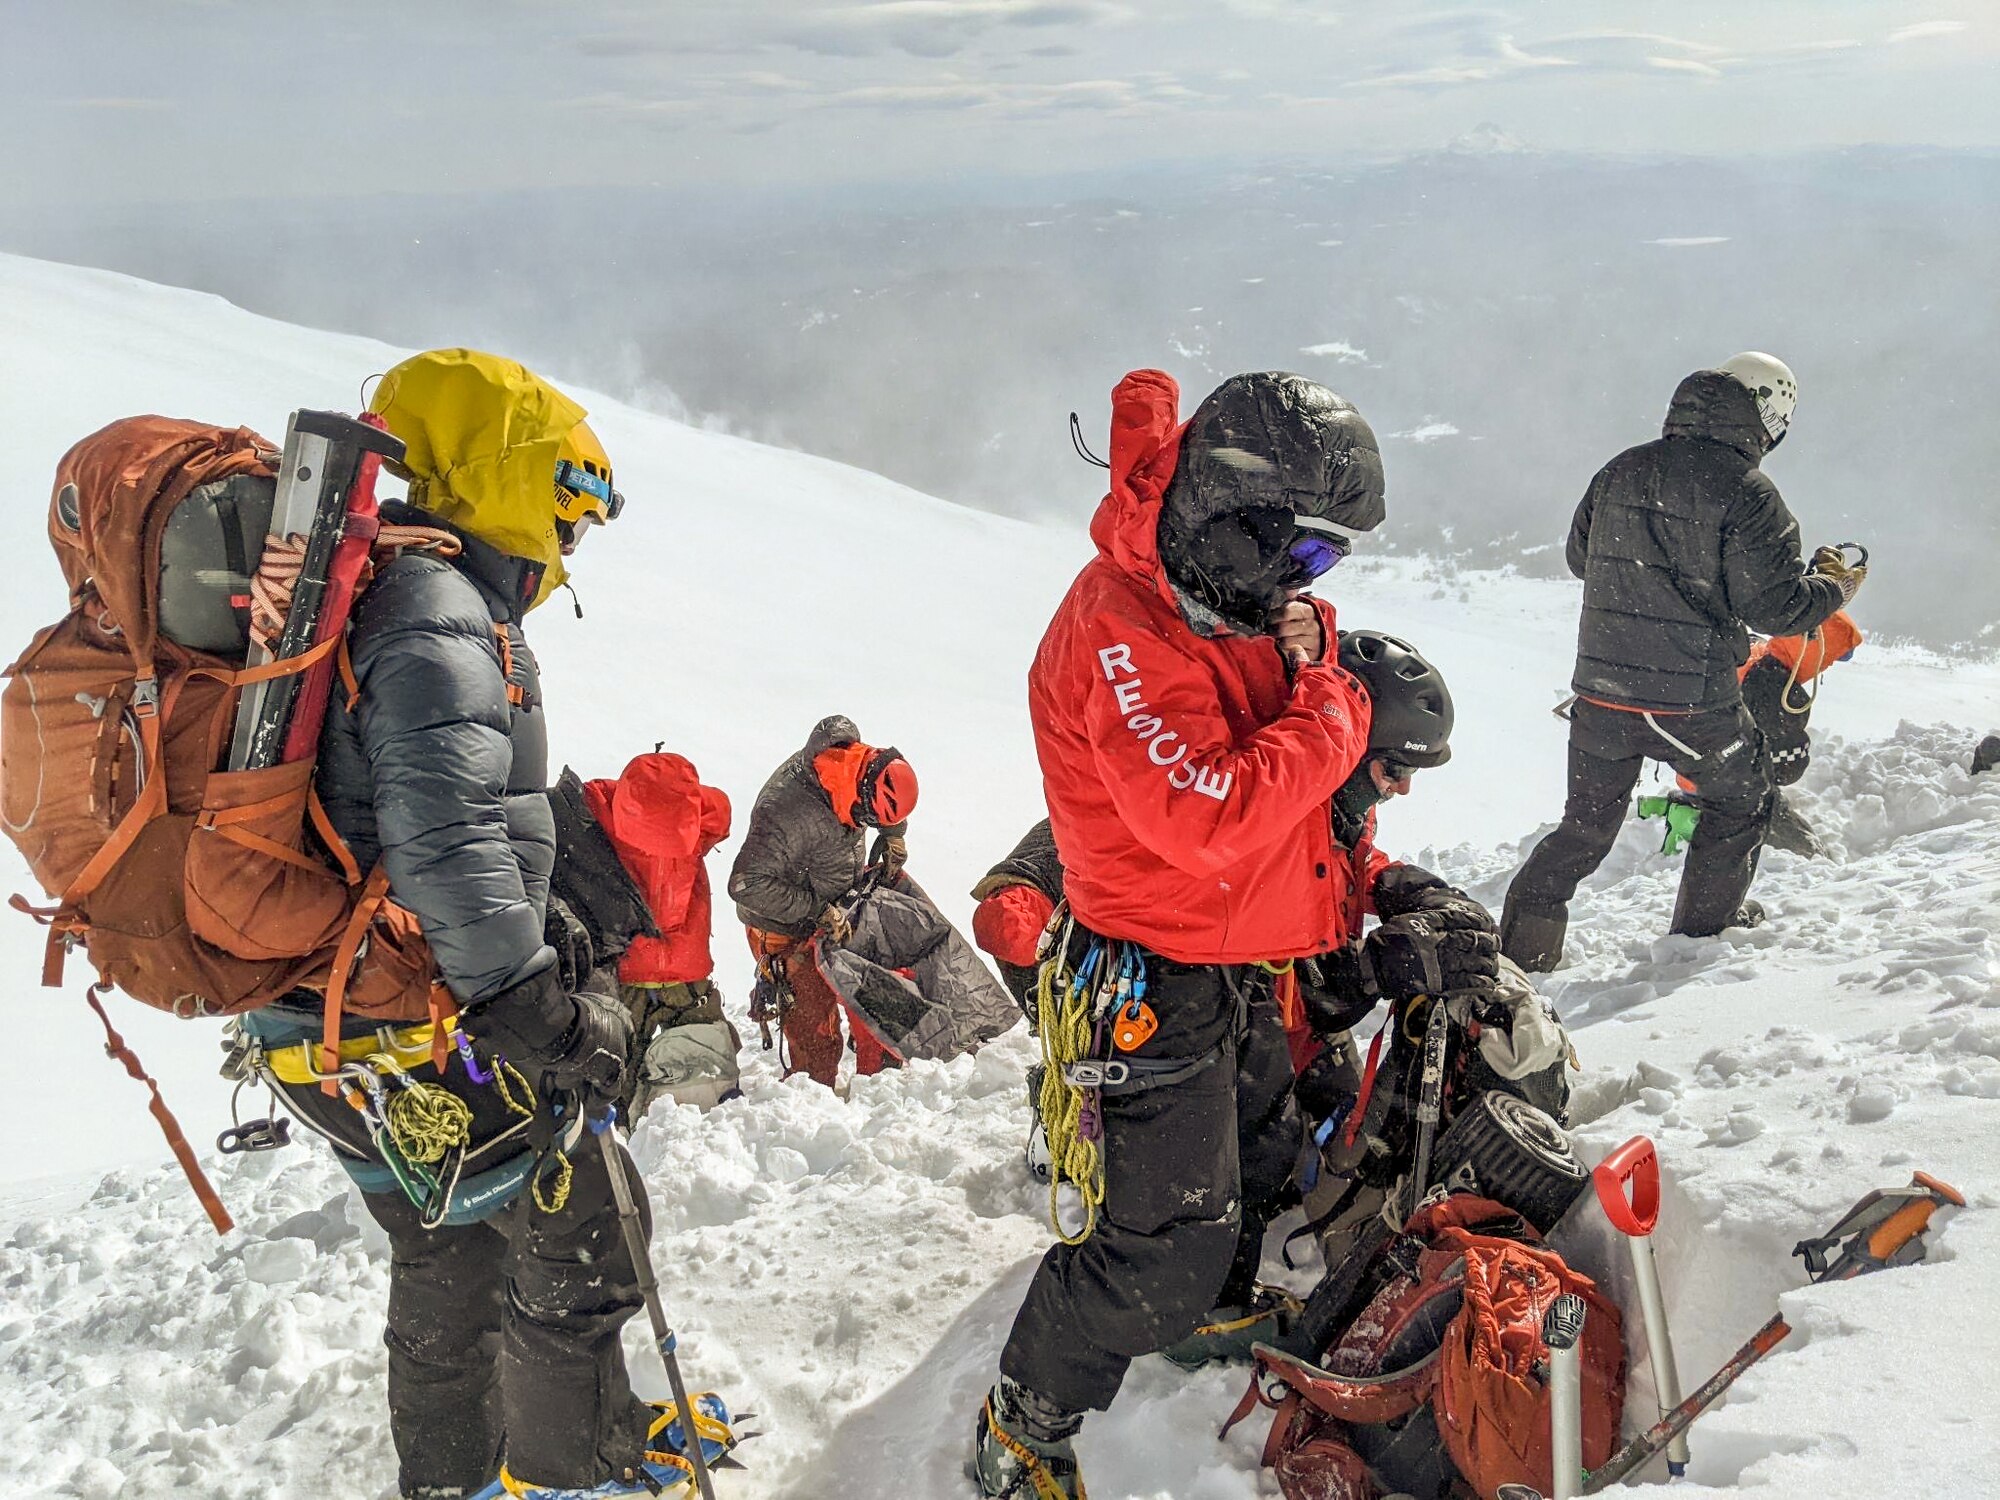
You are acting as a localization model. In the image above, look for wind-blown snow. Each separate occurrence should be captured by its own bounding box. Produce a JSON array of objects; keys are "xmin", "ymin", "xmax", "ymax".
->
[{"xmin": 1, "ymin": 255, "xmax": 1996, "ymax": 1498}]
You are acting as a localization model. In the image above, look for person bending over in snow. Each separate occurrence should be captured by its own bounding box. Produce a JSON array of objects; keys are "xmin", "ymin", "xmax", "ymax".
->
[
  {"xmin": 728, "ymin": 715, "xmax": 918, "ymax": 1088},
  {"xmin": 1502, "ymin": 353, "xmax": 1862, "ymax": 971},
  {"xmin": 244, "ymin": 350, "xmax": 659, "ymax": 1497},
  {"xmin": 1973, "ymin": 734, "xmax": 1999, "ymax": 777},
  {"xmin": 576, "ymin": 750, "xmax": 741, "ymax": 1114},
  {"xmin": 972, "ymin": 369, "xmax": 1386, "ymax": 1500}
]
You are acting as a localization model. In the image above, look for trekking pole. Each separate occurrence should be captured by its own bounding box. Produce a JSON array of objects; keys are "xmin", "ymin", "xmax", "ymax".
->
[
  {"xmin": 592, "ymin": 1112, "xmax": 720, "ymax": 1500},
  {"xmin": 1543, "ymin": 1294, "xmax": 1587, "ymax": 1500},
  {"xmin": 1582, "ymin": 1314, "xmax": 1791, "ymax": 1494},
  {"xmin": 1592, "ymin": 1136, "xmax": 1690, "ymax": 1476}
]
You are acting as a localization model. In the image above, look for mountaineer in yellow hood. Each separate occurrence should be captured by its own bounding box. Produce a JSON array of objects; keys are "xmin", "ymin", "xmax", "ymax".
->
[
  {"xmin": 368, "ymin": 346, "xmax": 625, "ymax": 608},
  {"xmin": 248, "ymin": 346, "xmax": 663, "ymax": 1494}
]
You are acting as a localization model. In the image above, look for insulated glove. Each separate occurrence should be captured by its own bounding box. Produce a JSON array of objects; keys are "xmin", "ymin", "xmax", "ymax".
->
[
  {"xmin": 1371, "ymin": 864, "xmax": 1498, "ymax": 938},
  {"xmin": 1809, "ymin": 545, "xmax": 1867, "ymax": 604},
  {"xmin": 467, "ymin": 966, "xmax": 632, "ymax": 1113},
  {"xmin": 1298, "ymin": 949, "xmax": 1383, "ymax": 1036},
  {"xmin": 542, "ymin": 990, "xmax": 634, "ymax": 1115},
  {"xmin": 821, "ymin": 904, "xmax": 854, "ymax": 945},
  {"xmin": 1365, "ymin": 907, "xmax": 1499, "ymax": 1002},
  {"xmin": 873, "ymin": 833, "xmax": 908, "ymax": 881},
  {"xmin": 544, "ymin": 894, "xmax": 596, "ymax": 994}
]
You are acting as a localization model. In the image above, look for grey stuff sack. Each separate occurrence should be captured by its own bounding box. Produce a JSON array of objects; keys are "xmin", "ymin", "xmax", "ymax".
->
[{"xmin": 815, "ymin": 882, "xmax": 1021, "ymax": 1063}]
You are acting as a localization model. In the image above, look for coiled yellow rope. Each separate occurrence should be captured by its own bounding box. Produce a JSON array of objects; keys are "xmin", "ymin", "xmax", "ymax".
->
[
  {"xmin": 378, "ymin": 1068, "xmax": 474, "ymax": 1167},
  {"xmin": 1036, "ymin": 949, "xmax": 1105, "ymax": 1246}
]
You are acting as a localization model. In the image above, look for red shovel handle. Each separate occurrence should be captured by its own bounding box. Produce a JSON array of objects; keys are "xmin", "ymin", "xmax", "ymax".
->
[{"xmin": 1593, "ymin": 1135, "xmax": 1661, "ymax": 1236}]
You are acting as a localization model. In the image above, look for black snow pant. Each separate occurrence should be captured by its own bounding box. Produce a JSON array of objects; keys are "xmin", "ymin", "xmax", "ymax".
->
[
  {"xmin": 1001, "ymin": 957, "xmax": 1302, "ymax": 1413},
  {"xmin": 1505, "ymin": 698, "xmax": 1771, "ymax": 954},
  {"xmin": 360, "ymin": 1141, "xmax": 655, "ymax": 1496}
]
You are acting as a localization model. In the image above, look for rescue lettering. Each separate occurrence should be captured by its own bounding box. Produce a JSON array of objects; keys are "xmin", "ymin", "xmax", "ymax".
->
[{"xmin": 1097, "ymin": 641, "xmax": 1234, "ymax": 803}]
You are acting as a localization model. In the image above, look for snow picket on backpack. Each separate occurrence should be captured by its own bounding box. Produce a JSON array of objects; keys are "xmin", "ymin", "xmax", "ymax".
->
[
  {"xmin": 1, "ymin": 416, "xmax": 444, "ymax": 1226},
  {"xmin": 1226, "ymin": 1196, "xmax": 1626, "ymax": 1500}
]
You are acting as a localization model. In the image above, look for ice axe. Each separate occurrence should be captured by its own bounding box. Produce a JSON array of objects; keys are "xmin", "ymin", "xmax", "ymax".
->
[
  {"xmin": 592, "ymin": 1112, "xmax": 720, "ymax": 1500},
  {"xmin": 1591, "ymin": 1136, "xmax": 1690, "ymax": 1477},
  {"xmin": 1794, "ymin": 1171, "xmax": 1964, "ymax": 1283}
]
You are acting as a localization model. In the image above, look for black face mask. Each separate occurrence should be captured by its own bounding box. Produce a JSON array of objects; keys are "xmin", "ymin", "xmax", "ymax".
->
[{"xmin": 1162, "ymin": 506, "xmax": 1301, "ymax": 635}]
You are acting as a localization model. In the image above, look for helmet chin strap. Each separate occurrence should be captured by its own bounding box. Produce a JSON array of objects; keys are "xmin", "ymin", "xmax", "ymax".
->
[{"xmin": 1331, "ymin": 760, "xmax": 1387, "ymax": 848}]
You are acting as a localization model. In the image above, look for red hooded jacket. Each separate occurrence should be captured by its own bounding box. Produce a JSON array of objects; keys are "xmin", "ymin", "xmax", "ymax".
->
[
  {"xmin": 583, "ymin": 753, "xmax": 732, "ymax": 986},
  {"xmin": 1029, "ymin": 369, "xmax": 1375, "ymax": 965}
]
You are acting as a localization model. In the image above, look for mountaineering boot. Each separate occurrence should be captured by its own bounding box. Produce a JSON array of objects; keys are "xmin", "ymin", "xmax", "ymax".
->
[
  {"xmin": 1158, "ymin": 1285, "xmax": 1305, "ymax": 1370},
  {"xmin": 1499, "ymin": 894, "xmax": 1567, "ymax": 974},
  {"xmin": 971, "ymin": 1376, "xmax": 1086, "ymax": 1499},
  {"xmin": 1729, "ymin": 898, "xmax": 1767, "ymax": 930},
  {"xmin": 1761, "ymin": 792, "xmax": 1824, "ymax": 859}
]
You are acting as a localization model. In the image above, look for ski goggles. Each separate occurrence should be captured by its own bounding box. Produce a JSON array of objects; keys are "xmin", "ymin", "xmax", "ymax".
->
[
  {"xmin": 554, "ymin": 459, "xmax": 626, "ymax": 524},
  {"xmin": 1287, "ymin": 518, "xmax": 1352, "ymax": 582}
]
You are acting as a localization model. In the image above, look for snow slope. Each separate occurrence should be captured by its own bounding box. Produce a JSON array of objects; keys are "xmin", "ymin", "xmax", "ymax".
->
[{"xmin": 0, "ymin": 255, "xmax": 1996, "ymax": 1498}]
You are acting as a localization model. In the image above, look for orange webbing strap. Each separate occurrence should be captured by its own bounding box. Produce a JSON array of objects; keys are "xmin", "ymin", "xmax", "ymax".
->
[
  {"xmin": 1341, "ymin": 1022, "xmax": 1390, "ymax": 1150},
  {"xmin": 493, "ymin": 626, "xmax": 526, "ymax": 708},
  {"xmin": 427, "ymin": 982, "xmax": 459, "ymax": 1074},
  {"xmin": 319, "ymin": 864, "xmax": 395, "ymax": 1094},
  {"xmin": 307, "ymin": 787, "xmax": 363, "ymax": 885},
  {"xmin": 86, "ymin": 984, "xmax": 234, "ymax": 1235},
  {"xmin": 196, "ymin": 783, "xmax": 340, "ymax": 877},
  {"xmin": 58, "ymin": 678, "xmax": 169, "ymax": 911},
  {"xmin": 337, "ymin": 636, "xmax": 361, "ymax": 712}
]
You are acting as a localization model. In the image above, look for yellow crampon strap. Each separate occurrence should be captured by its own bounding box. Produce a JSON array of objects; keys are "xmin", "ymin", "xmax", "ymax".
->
[
  {"xmin": 983, "ymin": 1394, "xmax": 1088, "ymax": 1500},
  {"xmin": 643, "ymin": 1395, "xmax": 738, "ymax": 1486},
  {"xmin": 1036, "ymin": 932, "xmax": 1106, "ymax": 1247}
]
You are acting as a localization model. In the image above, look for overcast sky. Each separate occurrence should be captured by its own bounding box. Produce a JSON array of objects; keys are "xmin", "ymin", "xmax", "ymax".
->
[{"xmin": 7, "ymin": 2, "xmax": 1996, "ymax": 205}]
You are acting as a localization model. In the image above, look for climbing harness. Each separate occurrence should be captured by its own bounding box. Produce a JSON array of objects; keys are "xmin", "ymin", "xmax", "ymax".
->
[
  {"xmin": 239, "ymin": 1010, "xmax": 578, "ymax": 1227},
  {"xmin": 1034, "ymin": 913, "xmax": 1228, "ymax": 1246}
]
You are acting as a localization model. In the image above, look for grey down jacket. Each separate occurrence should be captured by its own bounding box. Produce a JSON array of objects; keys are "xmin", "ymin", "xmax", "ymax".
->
[
  {"xmin": 314, "ymin": 509, "xmax": 557, "ymax": 1004},
  {"xmin": 729, "ymin": 714, "xmax": 905, "ymax": 939},
  {"xmin": 1566, "ymin": 370, "xmax": 1842, "ymax": 713}
]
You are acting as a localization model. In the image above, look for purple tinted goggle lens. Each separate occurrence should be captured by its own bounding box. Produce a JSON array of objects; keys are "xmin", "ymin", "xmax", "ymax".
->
[{"xmin": 1287, "ymin": 530, "xmax": 1351, "ymax": 580}]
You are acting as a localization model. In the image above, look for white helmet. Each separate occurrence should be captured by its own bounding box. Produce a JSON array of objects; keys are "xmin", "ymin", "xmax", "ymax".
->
[{"xmin": 1718, "ymin": 352, "xmax": 1797, "ymax": 444}]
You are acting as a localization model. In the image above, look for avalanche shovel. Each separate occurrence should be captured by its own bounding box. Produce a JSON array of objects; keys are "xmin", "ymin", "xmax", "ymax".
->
[{"xmin": 1592, "ymin": 1136, "xmax": 1690, "ymax": 1477}]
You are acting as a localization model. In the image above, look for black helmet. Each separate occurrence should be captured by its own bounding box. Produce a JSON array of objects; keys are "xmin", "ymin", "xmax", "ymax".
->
[
  {"xmin": 1336, "ymin": 630, "xmax": 1453, "ymax": 768},
  {"xmin": 1157, "ymin": 372, "xmax": 1385, "ymax": 635}
]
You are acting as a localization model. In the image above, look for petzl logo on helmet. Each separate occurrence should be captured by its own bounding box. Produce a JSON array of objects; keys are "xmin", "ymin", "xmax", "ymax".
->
[{"xmin": 1097, "ymin": 643, "xmax": 1232, "ymax": 802}]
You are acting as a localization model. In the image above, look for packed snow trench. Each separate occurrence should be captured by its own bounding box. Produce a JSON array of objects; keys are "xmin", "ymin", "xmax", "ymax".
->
[{"xmin": 1, "ymin": 254, "xmax": 1996, "ymax": 1498}]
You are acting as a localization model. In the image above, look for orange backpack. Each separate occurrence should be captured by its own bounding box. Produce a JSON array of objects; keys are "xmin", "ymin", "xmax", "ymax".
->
[
  {"xmin": 1230, "ymin": 1197, "xmax": 1626, "ymax": 1500},
  {"xmin": 2, "ymin": 417, "xmax": 447, "ymax": 1222}
]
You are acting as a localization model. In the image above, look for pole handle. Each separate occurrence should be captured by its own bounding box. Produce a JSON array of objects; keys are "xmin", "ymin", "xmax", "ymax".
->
[{"xmin": 1592, "ymin": 1135, "xmax": 1660, "ymax": 1236}]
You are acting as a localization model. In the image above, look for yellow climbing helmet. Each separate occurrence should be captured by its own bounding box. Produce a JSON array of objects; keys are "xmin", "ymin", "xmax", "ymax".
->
[{"xmin": 554, "ymin": 418, "xmax": 623, "ymax": 545}]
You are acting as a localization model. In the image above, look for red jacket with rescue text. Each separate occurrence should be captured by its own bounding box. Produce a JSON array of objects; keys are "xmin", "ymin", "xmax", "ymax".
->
[
  {"xmin": 1028, "ymin": 368, "xmax": 1375, "ymax": 965},
  {"xmin": 583, "ymin": 753, "xmax": 732, "ymax": 986}
]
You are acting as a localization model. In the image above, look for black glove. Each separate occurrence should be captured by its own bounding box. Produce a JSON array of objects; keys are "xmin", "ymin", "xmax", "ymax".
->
[
  {"xmin": 1372, "ymin": 865, "xmax": 1498, "ymax": 938},
  {"xmin": 468, "ymin": 965, "xmax": 632, "ymax": 1114},
  {"xmin": 1298, "ymin": 949, "xmax": 1383, "ymax": 1035},
  {"xmin": 1294, "ymin": 1033, "xmax": 1362, "ymax": 1123},
  {"xmin": 543, "ymin": 990, "xmax": 633, "ymax": 1115},
  {"xmin": 1365, "ymin": 908, "xmax": 1499, "ymax": 1001},
  {"xmin": 544, "ymin": 896, "xmax": 596, "ymax": 994}
]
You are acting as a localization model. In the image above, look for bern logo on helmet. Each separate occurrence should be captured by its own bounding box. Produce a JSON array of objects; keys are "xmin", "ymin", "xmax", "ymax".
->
[{"xmin": 1404, "ymin": 740, "xmax": 1430, "ymax": 752}]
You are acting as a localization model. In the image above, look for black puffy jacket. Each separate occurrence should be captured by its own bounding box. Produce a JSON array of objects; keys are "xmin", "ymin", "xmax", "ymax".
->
[
  {"xmin": 729, "ymin": 715, "xmax": 905, "ymax": 939},
  {"xmin": 1567, "ymin": 371, "xmax": 1842, "ymax": 712},
  {"xmin": 315, "ymin": 506, "xmax": 556, "ymax": 1004}
]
